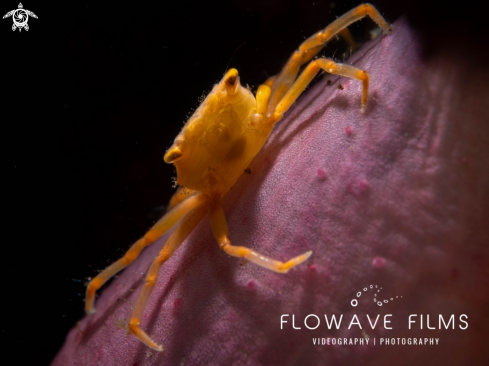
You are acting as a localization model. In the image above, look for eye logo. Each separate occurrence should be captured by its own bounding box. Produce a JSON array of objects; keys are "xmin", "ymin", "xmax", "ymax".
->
[
  {"xmin": 351, "ymin": 285, "xmax": 402, "ymax": 307},
  {"xmin": 3, "ymin": 3, "xmax": 38, "ymax": 32}
]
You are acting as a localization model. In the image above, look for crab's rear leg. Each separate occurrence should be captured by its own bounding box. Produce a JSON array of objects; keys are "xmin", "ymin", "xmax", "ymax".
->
[
  {"xmin": 128, "ymin": 196, "xmax": 209, "ymax": 351},
  {"xmin": 210, "ymin": 202, "xmax": 311, "ymax": 273},
  {"xmin": 269, "ymin": 3, "xmax": 391, "ymax": 112},
  {"xmin": 264, "ymin": 28, "xmax": 356, "ymax": 90},
  {"xmin": 85, "ymin": 192, "xmax": 207, "ymax": 314},
  {"xmin": 338, "ymin": 28, "xmax": 358, "ymax": 51},
  {"xmin": 266, "ymin": 58, "xmax": 370, "ymax": 125}
]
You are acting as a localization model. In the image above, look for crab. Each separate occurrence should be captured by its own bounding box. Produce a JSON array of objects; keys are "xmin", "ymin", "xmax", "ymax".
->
[{"xmin": 85, "ymin": 3, "xmax": 391, "ymax": 351}]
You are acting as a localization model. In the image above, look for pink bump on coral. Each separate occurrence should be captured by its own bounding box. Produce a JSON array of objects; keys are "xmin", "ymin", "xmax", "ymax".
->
[
  {"xmin": 348, "ymin": 178, "xmax": 370, "ymax": 197},
  {"xmin": 345, "ymin": 126, "xmax": 354, "ymax": 137},
  {"xmin": 372, "ymin": 256, "xmax": 386, "ymax": 268},
  {"xmin": 173, "ymin": 298, "xmax": 183, "ymax": 312},
  {"xmin": 316, "ymin": 168, "xmax": 327, "ymax": 181},
  {"xmin": 53, "ymin": 18, "xmax": 489, "ymax": 366},
  {"xmin": 357, "ymin": 179, "xmax": 369, "ymax": 192}
]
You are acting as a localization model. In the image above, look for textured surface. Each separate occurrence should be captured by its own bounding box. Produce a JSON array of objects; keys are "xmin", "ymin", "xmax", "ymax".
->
[{"xmin": 53, "ymin": 17, "xmax": 489, "ymax": 366}]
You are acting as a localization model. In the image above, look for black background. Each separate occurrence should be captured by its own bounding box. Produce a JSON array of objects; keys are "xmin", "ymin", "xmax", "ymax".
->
[{"xmin": 2, "ymin": 0, "xmax": 487, "ymax": 364}]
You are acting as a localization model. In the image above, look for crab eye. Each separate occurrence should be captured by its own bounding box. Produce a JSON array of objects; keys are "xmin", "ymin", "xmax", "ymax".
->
[
  {"xmin": 163, "ymin": 147, "xmax": 182, "ymax": 163},
  {"xmin": 223, "ymin": 68, "xmax": 240, "ymax": 95},
  {"xmin": 164, "ymin": 137, "xmax": 187, "ymax": 163},
  {"xmin": 226, "ymin": 75, "xmax": 237, "ymax": 86}
]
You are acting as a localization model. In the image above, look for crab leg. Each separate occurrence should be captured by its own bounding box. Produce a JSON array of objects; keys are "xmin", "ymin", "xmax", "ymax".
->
[
  {"xmin": 128, "ymin": 198, "xmax": 209, "ymax": 351},
  {"xmin": 166, "ymin": 187, "xmax": 197, "ymax": 212},
  {"xmin": 85, "ymin": 192, "xmax": 207, "ymax": 314},
  {"xmin": 268, "ymin": 3, "xmax": 391, "ymax": 113},
  {"xmin": 209, "ymin": 202, "xmax": 311, "ymax": 273},
  {"xmin": 266, "ymin": 57, "xmax": 369, "ymax": 125},
  {"xmin": 338, "ymin": 28, "xmax": 358, "ymax": 51},
  {"xmin": 264, "ymin": 28, "xmax": 357, "ymax": 90}
]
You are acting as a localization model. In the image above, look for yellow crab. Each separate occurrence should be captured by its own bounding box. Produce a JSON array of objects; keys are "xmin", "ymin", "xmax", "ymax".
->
[{"xmin": 85, "ymin": 3, "xmax": 391, "ymax": 351}]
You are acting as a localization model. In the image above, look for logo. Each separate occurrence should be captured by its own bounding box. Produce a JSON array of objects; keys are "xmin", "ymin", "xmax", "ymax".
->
[
  {"xmin": 350, "ymin": 284, "xmax": 402, "ymax": 307},
  {"xmin": 280, "ymin": 283, "xmax": 469, "ymax": 346},
  {"xmin": 3, "ymin": 3, "xmax": 37, "ymax": 32}
]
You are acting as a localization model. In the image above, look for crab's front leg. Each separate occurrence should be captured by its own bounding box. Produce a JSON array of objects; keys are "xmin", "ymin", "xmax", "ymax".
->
[
  {"xmin": 128, "ymin": 196, "xmax": 209, "ymax": 351},
  {"xmin": 209, "ymin": 201, "xmax": 312, "ymax": 273},
  {"xmin": 167, "ymin": 186, "xmax": 197, "ymax": 212},
  {"xmin": 85, "ymin": 192, "xmax": 206, "ymax": 314}
]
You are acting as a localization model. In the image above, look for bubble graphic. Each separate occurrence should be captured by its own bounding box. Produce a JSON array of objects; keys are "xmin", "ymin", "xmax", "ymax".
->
[{"xmin": 350, "ymin": 284, "xmax": 403, "ymax": 307}]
